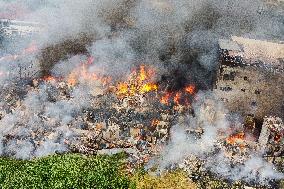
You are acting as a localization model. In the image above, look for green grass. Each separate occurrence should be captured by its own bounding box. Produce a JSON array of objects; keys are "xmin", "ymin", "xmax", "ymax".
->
[{"xmin": 0, "ymin": 153, "xmax": 130, "ymax": 189}]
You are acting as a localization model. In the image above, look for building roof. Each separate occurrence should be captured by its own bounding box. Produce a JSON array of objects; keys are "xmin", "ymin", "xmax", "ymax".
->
[
  {"xmin": 219, "ymin": 36, "xmax": 284, "ymax": 72},
  {"xmin": 218, "ymin": 39, "xmax": 243, "ymax": 52},
  {"xmin": 232, "ymin": 36, "xmax": 284, "ymax": 62}
]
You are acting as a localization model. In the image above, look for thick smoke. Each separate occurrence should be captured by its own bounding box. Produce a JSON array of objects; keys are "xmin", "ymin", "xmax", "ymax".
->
[
  {"xmin": 0, "ymin": 0, "xmax": 283, "ymax": 184},
  {"xmin": 1, "ymin": 0, "xmax": 283, "ymax": 79}
]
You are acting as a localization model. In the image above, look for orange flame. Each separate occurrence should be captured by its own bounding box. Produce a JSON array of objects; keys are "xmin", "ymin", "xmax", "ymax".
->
[
  {"xmin": 173, "ymin": 92, "xmax": 182, "ymax": 105},
  {"xmin": 226, "ymin": 132, "xmax": 245, "ymax": 146},
  {"xmin": 117, "ymin": 83, "xmax": 128, "ymax": 95},
  {"xmin": 160, "ymin": 93, "xmax": 171, "ymax": 105},
  {"xmin": 151, "ymin": 119, "xmax": 160, "ymax": 126},
  {"xmin": 139, "ymin": 65, "xmax": 147, "ymax": 82},
  {"xmin": 66, "ymin": 56, "xmax": 110, "ymax": 87},
  {"xmin": 42, "ymin": 75, "xmax": 57, "ymax": 82},
  {"xmin": 159, "ymin": 83, "xmax": 196, "ymax": 106},
  {"xmin": 67, "ymin": 72, "xmax": 78, "ymax": 86},
  {"xmin": 115, "ymin": 65, "xmax": 158, "ymax": 97},
  {"xmin": 185, "ymin": 85, "xmax": 195, "ymax": 94},
  {"xmin": 140, "ymin": 83, "xmax": 158, "ymax": 93}
]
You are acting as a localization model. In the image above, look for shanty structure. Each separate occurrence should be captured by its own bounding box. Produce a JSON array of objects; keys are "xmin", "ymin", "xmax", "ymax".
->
[{"xmin": 214, "ymin": 36, "xmax": 284, "ymax": 119}]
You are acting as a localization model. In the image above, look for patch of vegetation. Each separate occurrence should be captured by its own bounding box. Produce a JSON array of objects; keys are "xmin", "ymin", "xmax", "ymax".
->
[
  {"xmin": 130, "ymin": 169, "xmax": 197, "ymax": 189},
  {"xmin": 0, "ymin": 153, "xmax": 129, "ymax": 189}
]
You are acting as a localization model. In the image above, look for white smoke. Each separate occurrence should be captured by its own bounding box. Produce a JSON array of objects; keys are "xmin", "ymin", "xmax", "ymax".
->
[
  {"xmin": 0, "ymin": 81, "xmax": 93, "ymax": 159},
  {"xmin": 157, "ymin": 91, "xmax": 283, "ymax": 185}
]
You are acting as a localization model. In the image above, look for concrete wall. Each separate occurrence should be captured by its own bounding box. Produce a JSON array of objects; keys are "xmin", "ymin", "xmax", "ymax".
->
[{"xmin": 214, "ymin": 63, "xmax": 284, "ymax": 119}]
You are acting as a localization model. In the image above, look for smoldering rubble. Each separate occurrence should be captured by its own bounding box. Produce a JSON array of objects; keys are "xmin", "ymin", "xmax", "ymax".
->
[{"xmin": 157, "ymin": 92, "xmax": 284, "ymax": 185}]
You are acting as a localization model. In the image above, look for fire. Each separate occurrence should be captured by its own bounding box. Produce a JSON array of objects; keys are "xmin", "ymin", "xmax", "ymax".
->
[
  {"xmin": 160, "ymin": 93, "xmax": 171, "ymax": 105},
  {"xmin": 115, "ymin": 65, "xmax": 158, "ymax": 97},
  {"xmin": 43, "ymin": 75, "xmax": 57, "ymax": 82},
  {"xmin": 160, "ymin": 84, "xmax": 196, "ymax": 106},
  {"xmin": 151, "ymin": 119, "xmax": 160, "ymax": 127},
  {"xmin": 226, "ymin": 132, "xmax": 245, "ymax": 146},
  {"xmin": 67, "ymin": 72, "xmax": 77, "ymax": 86},
  {"xmin": 140, "ymin": 83, "xmax": 158, "ymax": 93},
  {"xmin": 139, "ymin": 65, "xmax": 147, "ymax": 81},
  {"xmin": 173, "ymin": 92, "xmax": 182, "ymax": 105},
  {"xmin": 185, "ymin": 85, "xmax": 195, "ymax": 94},
  {"xmin": 66, "ymin": 57, "xmax": 111, "ymax": 87},
  {"xmin": 117, "ymin": 83, "xmax": 128, "ymax": 95},
  {"xmin": 38, "ymin": 59, "xmax": 195, "ymax": 107}
]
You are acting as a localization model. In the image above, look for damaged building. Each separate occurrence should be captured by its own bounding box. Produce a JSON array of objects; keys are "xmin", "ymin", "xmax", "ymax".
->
[
  {"xmin": 213, "ymin": 36, "xmax": 284, "ymax": 160},
  {"xmin": 214, "ymin": 36, "xmax": 284, "ymax": 120}
]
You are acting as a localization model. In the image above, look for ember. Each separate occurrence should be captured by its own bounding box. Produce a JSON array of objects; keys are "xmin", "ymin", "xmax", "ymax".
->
[
  {"xmin": 160, "ymin": 93, "xmax": 171, "ymax": 105},
  {"xmin": 160, "ymin": 84, "xmax": 196, "ymax": 106},
  {"xmin": 42, "ymin": 75, "xmax": 58, "ymax": 82},
  {"xmin": 226, "ymin": 132, "xmax": 245, "ymax": 146}
]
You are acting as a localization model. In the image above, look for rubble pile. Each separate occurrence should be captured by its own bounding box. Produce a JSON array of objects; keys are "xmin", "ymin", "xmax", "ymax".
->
[
  {"xmin": 176, "ymin": 114, "xmax": 284, "ymax": 187},
  {"xmin": 0, "ymin": 62, "xmax": 195, "ymax": 163}
]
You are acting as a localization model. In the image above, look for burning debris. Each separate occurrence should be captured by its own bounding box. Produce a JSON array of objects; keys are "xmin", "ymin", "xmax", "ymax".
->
[{"xmin": 0, "ymin": 57, "xmax": 196, "ymax": 163}]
